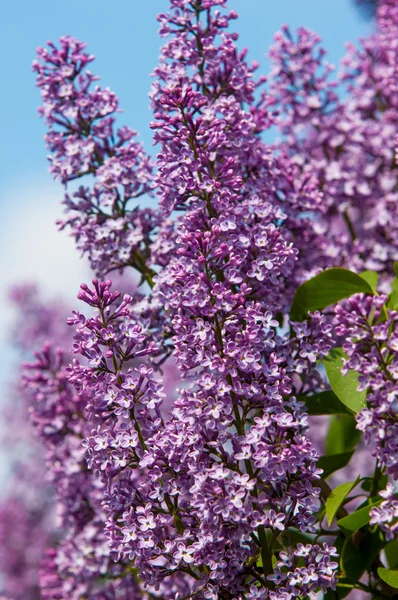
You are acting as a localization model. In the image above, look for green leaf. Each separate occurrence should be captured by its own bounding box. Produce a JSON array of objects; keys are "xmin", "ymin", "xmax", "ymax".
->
[
  {"xmin": 290, "ymin": 268, "xmax": 374, "ymax": 321},
  {"xmin": 326, "ymin": 478, "xmax": 361, "ymax": 526},
  {"xmin": 387, "ymin": 277, "xmax": 398, "ymax": 310},
  {"xmin": 321, "ymin": 413, "xmax": 360, "ymax": 479},
  {"xmin": 298, "ymin": 390, "xmax": 352, "ymax": 415},
  {"xmin": 337, "ymin": 500, "xmax": 382, "ymax": 533},
  {"xmin": 378, "ymin": 568, "xmax": 398, "ymax": 589},
  {"xmin": 341, "ymin": 531, "xmax": 384, "ymax": 581},
  {"xmin": 318, "ymin": 451, "xmax": 355, "ymax": 479},
  {"xmin": 394, "ymin": 262, "xmax": 398, "ymax": 279},
  {"xmin": 323, "ymin": 348, "xmax": 367, "ymax": 414},
  {"xmin": 325, "ymin": 414, "xmax": 361, "ymax": 455},
  {"xmin": 360, "ymin": 270, "xmax": 378, "ymax": 292},
  {"xmin": 340, "ymin": 535, "xmax": 368, "ymax": 581},
  {"xmin": 385, "ymin": 539, "xmax": 398, "ymax": 569}
]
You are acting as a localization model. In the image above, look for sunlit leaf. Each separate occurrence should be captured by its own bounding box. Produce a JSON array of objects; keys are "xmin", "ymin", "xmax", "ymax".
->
[
  {"xmin": 338, "ymin": 500, "xmax": 382, "ymax": 533},
  {"xmin": 323, "ymin": 348, "xmax": 367, "ymax": 414},
  {"xmin": 326, "ymin": 478, "xmax": 361, "ymax": 526},
  {"xmin": 378, "ymin": 568, "xmax": 398, "ymax": 589},
  {"xmin": 290, "ymin": 268, "xmax": 374, "ymax": 321},
  {"xmin": 360, "ymin": 270, "xmax": 378, "ymax": 292}
]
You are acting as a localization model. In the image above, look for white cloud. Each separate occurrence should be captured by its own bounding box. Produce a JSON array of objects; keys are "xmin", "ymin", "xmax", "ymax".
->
[{"xmin": 0, "ymin": 177, "xmax": 90, "ymax": 344}]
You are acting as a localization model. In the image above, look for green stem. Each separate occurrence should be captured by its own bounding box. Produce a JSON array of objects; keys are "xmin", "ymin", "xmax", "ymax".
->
[
  {"xmin": 370, "ymin": 459, "xmax": 382, "ymax": 498},
  {"xmin": 343, "ymin": 209, "xmax": 357, "ymax": 242}
]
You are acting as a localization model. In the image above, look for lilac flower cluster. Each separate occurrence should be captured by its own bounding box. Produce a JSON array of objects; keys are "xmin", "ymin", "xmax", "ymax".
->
[
  {"xmin": 267, "ymin": 543, "xmax": 338, "ymax": 600},
  {"xmin": 33, "ymin": 37, "xmax": 157, "ymax": 279},
  {"xmin": 150, "ymin": 2, "xmax": 324, "ymax": 296},
  {"xmin": 68, "ymin": 277, "xmax": 335, "ymax": 598},
  {"xmin": 54, "ymin": 3, "xmax": 342, "ymax": 595},
  {"xmin": 268, "ymin": 0, "xmax": 398, "ymax": 280},
  {"xmin": 369, "ymin": 483, "xmax": 398, "ymax": 540},
  {"xmin": 334, "ymin": 294, "xmax": 398, "ymax": 478}
]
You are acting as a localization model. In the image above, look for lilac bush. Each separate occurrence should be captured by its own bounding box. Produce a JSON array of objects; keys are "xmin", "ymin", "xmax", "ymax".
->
[{"xmin": 1, "ymin": 1, "xmax": 398, "ymax": 598}]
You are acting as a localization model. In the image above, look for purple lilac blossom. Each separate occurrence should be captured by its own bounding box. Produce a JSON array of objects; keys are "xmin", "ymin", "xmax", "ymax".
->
[
  {"xmin": 33, "ymin": 37, "xmax": 157, "ymax": 280},
  {"xmin": 1, "ymin": 0, "xmax": 397, "ymax": 598},
  {"xmin": 68, "ymin": 279, "xmax": 334, "ymax": 598},
  {"xmin": 268, "ymin": 0, "xmax": 398, "ymax": 281},
  {"xmin": 64, "ymin": 1, "xmax": 339, "ymax": 595},
  {"xmin": 369, "ymin": 483, "xmax": 398, "ymax": 540},
  {"xmin": 334, "ymin": 294, "xmax": 398, "ymax": 478}
]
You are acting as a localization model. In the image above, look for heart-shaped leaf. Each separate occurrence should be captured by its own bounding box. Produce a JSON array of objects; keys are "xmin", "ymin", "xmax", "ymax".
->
[{"xmin": 290, "ymin": 268, "xmax": 374, "ymax": 321}]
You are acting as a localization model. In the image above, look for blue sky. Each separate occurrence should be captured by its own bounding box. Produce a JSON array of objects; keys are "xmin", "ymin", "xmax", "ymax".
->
[
  {"xmin": 0, "ymin": 1, "xmax": 373, "ymax": 477},
  {"xmin": 0, "ymin": 0, "xmax": 372, "ymax": 189}
]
